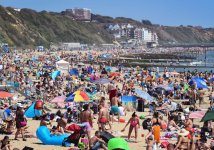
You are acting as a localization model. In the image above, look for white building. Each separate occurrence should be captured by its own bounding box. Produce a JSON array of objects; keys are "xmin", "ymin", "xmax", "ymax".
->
[{"xmin": 62, "ymin": 43, "xmax": 81, "ymax": 50}]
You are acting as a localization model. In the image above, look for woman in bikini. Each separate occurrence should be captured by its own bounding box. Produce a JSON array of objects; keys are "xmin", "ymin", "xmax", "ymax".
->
[
  {"xmin": 167, "ymin": 116, "xmax": 180, "ymax": 131},
  {"xmin": 175, "ymin": 129, "xmax": 190, "ymax": 150},
  {"xmin": 121, "ymin": 112, "xmax": 140, "ymax": 142}
]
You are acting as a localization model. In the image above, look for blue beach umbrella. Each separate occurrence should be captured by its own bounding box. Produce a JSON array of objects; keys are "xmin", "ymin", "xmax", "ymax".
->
[
  {"xmin": 209, "ymin": 78, "xmax": 214, "ymax": 83},
  {"xmin": 189, "ymin": 77, "xmax": 208, "ymax": 89},
  {"xmin": 65, "ymin": 92, "xmax": 75, "ymax": 102},
  {"xmin": 135, "ymin": 89, "xmax": 154, "ymax": 102}
]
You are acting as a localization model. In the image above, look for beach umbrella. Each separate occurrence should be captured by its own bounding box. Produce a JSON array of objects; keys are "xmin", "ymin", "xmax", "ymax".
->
[
  {"xmin": 66, "ymin": 91, "xmax": 90, "ymax": 102},
  {"xmin": 86, "ymin": 92, "xmax": 97, "ymax": 101},
  {"xmin": 201, "ymin": 111, "xmax": 214, "ymax": 122},
  {"xmin": 189, "ymin": 111, "xmax": 206, "ymax": 119},
  {"xmin": 135, "ymin": 89, "xmax": 154, "ymax": 102},
  {"xmin": 156, "ymin": 85, "xmax": 173, "ymax": 91},
  {"xmin": 65, "ymin": 92, "xmax": 75, "ymax": 102},
  {"xmin": 93, "ymin": 78, "xmax": 110, "ymax": 84},
  {"xmin": 0, "ymin": 92, "xmax": 13, "ymax": 99},
  {"xmin": 51, "ymin": 96, "xmax": 66, "ymax": 103},
  {"xmin": 189, "ymin": 77, "xmax": 208, "ymax": 89},
  {"xmin": 69, "ymin": 68, "xmax": 79, "ymax": 76},
  {"xmin": 154, "ymin": 87, "xmax": 166, "ymax": 95},
  {"xmin": 209, "ymin": 78, "xmax": 214, "ymax": 83},
  {"xmin": 109, "ymin": 72, "xmax": 120, "ymax": 77}
]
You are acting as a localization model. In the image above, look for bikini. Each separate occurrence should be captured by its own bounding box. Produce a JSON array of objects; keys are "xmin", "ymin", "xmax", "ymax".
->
[
  {"xmin": 99, "ymin": 117, "xmax": 108, "ymax": 124},
  {"xmin": 130, "ymin": 118, "xmax": 139, "ymax": 127}
]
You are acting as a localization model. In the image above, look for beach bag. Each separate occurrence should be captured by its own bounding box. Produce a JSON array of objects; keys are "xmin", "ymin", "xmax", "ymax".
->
[
  {"xmin": 160, "ymin": 141, "xmax": 169, "ymax": 148},
  {"xmin": 66, "ymin": 124, "xmax": 81, "ymax": 132},
  {"xmin": 20, "ymin": 121, "xmax": 27, "ymax": 127},
  {"xmin": 142, "ymin": 119, "xmax": 151, "ymax": 130}
]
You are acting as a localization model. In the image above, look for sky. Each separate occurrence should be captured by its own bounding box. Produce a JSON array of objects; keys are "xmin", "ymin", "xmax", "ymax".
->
[{"xmin": 0, "ymin": 0, "xmax": 214, "ymax": 27}]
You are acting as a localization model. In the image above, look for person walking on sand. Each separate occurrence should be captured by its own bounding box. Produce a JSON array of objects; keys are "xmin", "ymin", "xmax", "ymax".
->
[
  {"xmin": 98, "ymin": 101, "xmax": 111, "ymax": 131},
  {"xmin": 121, "ymin": 112, "xmax": 140, "ymax": 143},
  {"xmin": 14, "ymin": 104, "xmax": 27, "ymax": 141},
  {"xmin": 80, "ymin": 104, "xmax": 93, "ymax": 140},
  {"xmin": 110, "ymin": 96, "xmax": 120, "ymax": 123}
]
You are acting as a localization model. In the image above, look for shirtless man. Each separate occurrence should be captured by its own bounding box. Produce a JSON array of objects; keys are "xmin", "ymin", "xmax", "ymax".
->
[
  {"xmin": 98, "ymin": 101, "xmax": 111, "ymax": 131},
  {"xmin": 80, "ymin": 104, "xmax": 92, "ymax": 140},
  {"xmin": 90, "ymin": 131, "xmax": 107, "ymax": 150},
  {"xmin": 184, "ymin": 114, "xmax": 193, "ymax": 131},
  {"xmin": 110, "ymin": 96, "xmax": 120, "ymax": 123}
]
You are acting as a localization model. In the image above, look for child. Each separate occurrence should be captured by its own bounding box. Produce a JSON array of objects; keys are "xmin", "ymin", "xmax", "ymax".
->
[
  {"xmin": 146, "ymin": 135, "xmax": 154, "ymax": 150},
  {"xmin": 121, "ymin": 112, "xmax": 140, "ymax": 142}
]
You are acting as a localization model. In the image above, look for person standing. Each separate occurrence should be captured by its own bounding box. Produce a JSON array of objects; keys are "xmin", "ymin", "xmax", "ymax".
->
[
  {"xmin": 80, "ymin": 104, "xmax": 92, "ymax": 140},
  {"xmin": 98, "ymin": 101, "xmax": 111, "ymax": 131},
  {"xmin": 14, "ymin": 105, "xmax": 27, "ymax": 141}
]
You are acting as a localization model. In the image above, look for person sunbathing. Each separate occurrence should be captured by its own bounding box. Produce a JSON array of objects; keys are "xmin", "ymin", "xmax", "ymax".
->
[
  {"xmin": 0, "ymin": 136, "xmax": 11, "ymax": 150},
  {"xmin": 90, "ymin": 131, "xmax": 107, "ymax": 150}
]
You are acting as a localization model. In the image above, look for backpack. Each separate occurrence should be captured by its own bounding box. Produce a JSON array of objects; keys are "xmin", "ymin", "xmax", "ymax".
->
[{"xmin": 142, "ymin": 119, "xmax": 150, "ymax": 130}]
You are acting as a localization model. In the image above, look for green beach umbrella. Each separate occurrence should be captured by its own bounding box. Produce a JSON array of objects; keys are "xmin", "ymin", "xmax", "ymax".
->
[
  {"xmin": 108, "ymin": 138, "xmax": 130, "ymax": 150},
  {"xmin": 201, "ymin": 111, "xmax": 214, "ymax": 122}
]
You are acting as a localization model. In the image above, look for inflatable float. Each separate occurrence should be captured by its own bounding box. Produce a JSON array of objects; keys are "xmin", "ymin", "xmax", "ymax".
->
[{"xmin": 36, "ymin": 126, "xmax": 70, "ymax": 146}]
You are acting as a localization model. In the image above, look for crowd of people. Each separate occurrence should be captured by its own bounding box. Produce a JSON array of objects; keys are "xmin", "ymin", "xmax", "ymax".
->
[{"xmin": 0, "ymin": 50, "xmax": 214, "ymax": 150}]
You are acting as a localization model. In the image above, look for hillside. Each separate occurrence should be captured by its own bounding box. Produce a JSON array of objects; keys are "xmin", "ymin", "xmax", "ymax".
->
[
  {"xmin": 153, "ymin": 26, "xmax": 214, "ymax": 45},
  {"xmin": 0, "ymin": 6, "xmax": 214, "ymax": 47},
  {"xmin": 0, "ymin": 6, "xmax": 113, "ymax": 47}
]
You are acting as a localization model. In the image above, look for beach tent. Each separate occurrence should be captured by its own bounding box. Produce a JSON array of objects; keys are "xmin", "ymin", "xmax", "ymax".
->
[
  {"xmin": 121, "ymin": 96, "xmax": 137, "ymax": 109},
  {"xmin": 56, "ymin": 60, "xmax": 69, "ymax": 70},
  {"xmin": 69, "ymin": 68, "xmax": 79, "ymax": 76},
  {"xmin": 51, "ymin": 70, "xmax": 60, "ymax": 80},
  {"xmin": 25, "ymin": 101, "xmax": 42, "ymax": 118}
]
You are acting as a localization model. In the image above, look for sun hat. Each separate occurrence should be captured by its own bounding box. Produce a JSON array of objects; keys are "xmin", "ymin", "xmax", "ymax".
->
[
  {"xmin": 177, "ymin": 129, "xmax": 189, "ymax": 136},
  {"xmin": 17, "ymin": 103, "xmax": 23, "ymax": 108}
]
